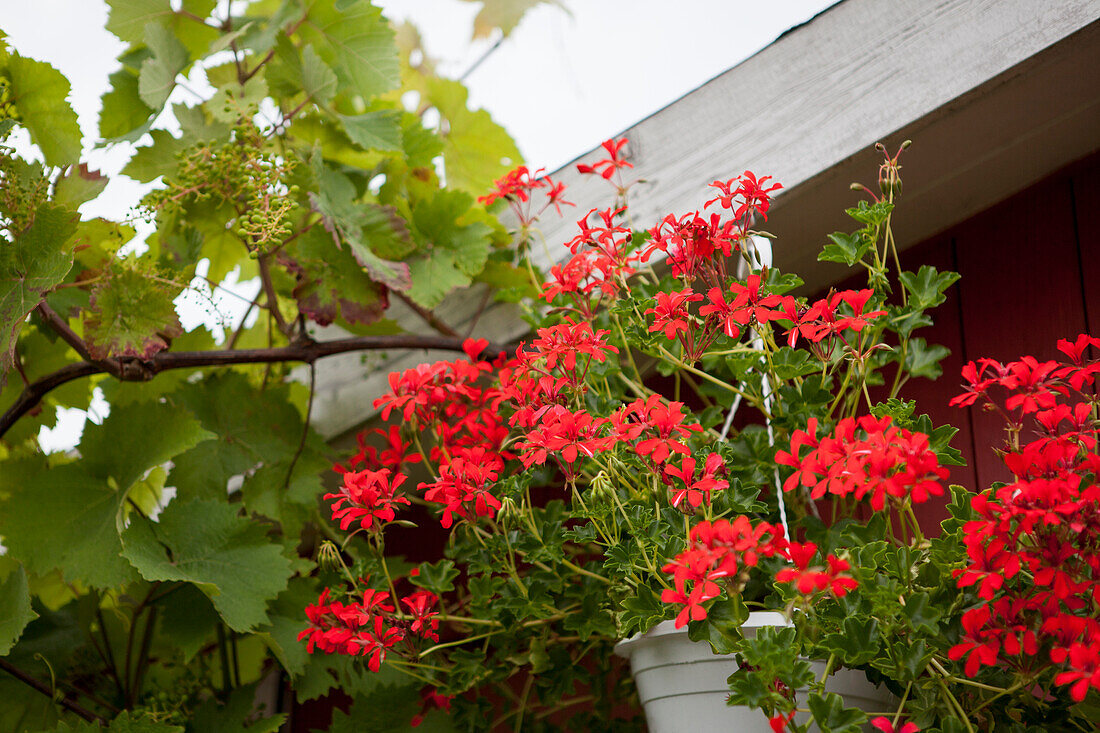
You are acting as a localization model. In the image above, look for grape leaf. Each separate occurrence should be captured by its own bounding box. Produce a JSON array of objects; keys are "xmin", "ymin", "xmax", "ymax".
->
[
  {"xmin": 0, "ymin": 565, "xmax": 37, "ymax": 655},
  {"xmin": 121, "ymin": 498, "xmax": 294, "ymax": 631},
  {"xmin": 138, "ymin": 23, "xmax": 189, "ymax": 111},
  {"xmin": 105, "ymin": 0, "xmax": 174, "ymax": 44},
  {"xmin": 269, "ymin": 39, "xmax": 338, "ymax": 107},
  {"xmin": 339, "ymin": 110, "xmax": 402, "ymax": 152},
  {"xmin": 4, "ymin": 52, "xmax": 83, "ymax": 166},
  {"xmin": 406, "ymin": 189, "xmax": 492, "ymax": 308},
  {"xmin": 426, "ymin": 77, "xmax": 521, "ymax": 195},
  {"xmin": 0, "ymin": 401, "xmax": 209, "ymax": 588},
  {"xmin": 122, "ymin": 129, "xmax": 189, "ymax": 183},
  {"xmin": 99, "ymin": 68, "xmax": 156, "ymax": 141},
  {"xmin": 83, "ymin": 264, "xmax": 184, "ymax": 360},
  {"xmin": 53, "ymin": 164, "xmax": 108, "ymax": 208},
  {"xmin": 284, "ymin": 225, "xmax": 390, "ymax": 326},
  {"xmin": 463, "ymin": 0, "xmax": 568, "ymax": 39},
  {"xmin": 298, "ymin": 0, "xmax": 399, "ymax": 101},
  {"xmin": 308, "ymin": 160, "xmax": 412, "ymax": 291},
  {"xmin": 0, "ymin": 203, "xmax": 78, "ymax": 377}
]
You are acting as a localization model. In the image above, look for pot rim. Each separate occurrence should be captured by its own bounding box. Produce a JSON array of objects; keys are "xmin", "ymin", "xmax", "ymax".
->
[{"xmin": 613, "ymin": 610, "xmax": 790, "ymax": 660}]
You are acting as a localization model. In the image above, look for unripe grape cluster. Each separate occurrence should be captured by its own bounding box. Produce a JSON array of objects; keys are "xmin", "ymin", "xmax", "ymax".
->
[{"xmin": 145, "ymin": 118, "xmax": 299, "ymax": 256}]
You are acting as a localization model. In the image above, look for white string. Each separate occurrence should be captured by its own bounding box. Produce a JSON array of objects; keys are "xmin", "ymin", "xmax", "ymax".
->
[{"xmin": 719, "ymin": 235, "xmax": 790, "ymax": 539}]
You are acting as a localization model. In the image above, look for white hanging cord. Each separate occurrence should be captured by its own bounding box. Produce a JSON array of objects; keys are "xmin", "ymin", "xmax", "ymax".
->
[{"xmin": 719, "ymin": 235, "xmax": 790, "ymax": 539}]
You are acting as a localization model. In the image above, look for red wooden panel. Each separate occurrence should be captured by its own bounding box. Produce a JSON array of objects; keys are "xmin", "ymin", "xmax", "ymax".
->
[
  {"xmin": 953, "ymin": 176, "xmax": 1086, "ymax": 488},
  {"xmin": 896, "ymin": 235, "xmax": 977, "ymax": 527},
  {"xmin": 1072, "ymin": 159, "xmax": 1100, "ymax": 334}
]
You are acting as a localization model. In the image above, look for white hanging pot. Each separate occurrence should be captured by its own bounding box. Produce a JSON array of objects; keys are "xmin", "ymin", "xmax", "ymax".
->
[{"xmin": 614, "ymin": 612, "xmax": 894, "ymax": 732}]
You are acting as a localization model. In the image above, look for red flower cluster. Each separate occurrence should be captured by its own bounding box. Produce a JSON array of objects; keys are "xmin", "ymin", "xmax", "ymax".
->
[
  {"xmin": 775, "ymin": 415, "xmax": 947, "ymax": 512},
  {"xmin": 705, "ymin": 171, "xmax": 783, "ymax": 222},
  {"xmin": 324, "ymin": 468, "xmax": 411, "ymax": 532},
  {"xmin": 542, "ymin": 207, "xmax": 641, "ymax": 315},
  {"xmin": 576, "ymin": 138, "xmax": 632, "ymax": 180},
  {"xmin": 948, "ymin": 336, "xmax": 1100, "ymax": 701},
  {"xmin": 298, "ymin": 585, "xmax": 439, "ymax": 671},
  {"xmin": 774, "ymin": 542, "xmax": 858, "ymax": 597},
  {"xmin": 478, "ymin": 165, "xmax": 573, "ymax": 222},
  {"xmin": 661, "ymin": 517, "xmax": 786, "ymax": 628},
  {"xmin": 664, "ymin": 453, "xmax": 728, "ymax": 510}
]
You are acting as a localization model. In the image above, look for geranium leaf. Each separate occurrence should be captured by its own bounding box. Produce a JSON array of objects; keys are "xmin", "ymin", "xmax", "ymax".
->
[
  {"xmin": 0, "ymin": 202, "xmax": 78, "ymax": 377},
  {"xmin": 0, "ymin": 565, "xmax": 37, "ymax": 655},
  {"xmin": 121, "ymin": 498, "xmax": 294, "ymax": 631},
  {"xmin": 4, "ymin": 52, "xmax": 83, "ymax": 166},
  {"xmin": 900, "ymin": 264, "xmax": 961, "ymax": 310},
  {"xmin": 806, "ymin": 692, "xmax": 866, "ymax": 733},
  {"xmin": 83, "ymin": 264, "xmax": 184, "ymax": 359}
]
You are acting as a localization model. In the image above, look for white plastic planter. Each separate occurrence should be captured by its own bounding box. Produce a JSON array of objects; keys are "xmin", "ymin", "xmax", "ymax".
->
[{"xmin": 614, "ymin": 612, "xmax": 894, "ymax": 732}]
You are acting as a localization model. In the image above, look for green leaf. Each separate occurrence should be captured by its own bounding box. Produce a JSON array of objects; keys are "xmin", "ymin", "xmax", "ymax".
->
[
  {"xmin": 156, "ymin": 582, "xmax": 220, "ymax": 661},
  {"xmin": 339, "ymin": 110, "xmax": 402, "ymax": 152},
  {"xmin": 54, "ymin": 164, "xmax": 109, "ymax": 208},
  {"xmin": 406, "ymin": 189, "xmax": 492, "ymax": 308},
  {"xmin": 464, "ymin": 0, "xmax": 568, "ymax": 39},
  {"xmin": 122, "ymin": 129, "xmax": 189, "ymax": 183},
  {"xmin": 269, "ymin": 40, "xmax": 337, "ymax": 106},
  {"xmin": 0, "ymin": 401, "xmax": 208, "ymax": 588},
  {"xmin": 902, "ymin": 592, "xmax": 943, "ymax": 634},
  {"xmin": 105, "ymin": 0, "xmax": 173, "ymax": 44},
  {"xmin": 845, "ymin": 200, "xmax": 893, "ymax": 227},
  {"xmin": 0, "ymin": 203, "xmax": 78, "ymax": 377},
  {"xmin": 298, "ymin": 0, "xmax": 399, "ymax": 100},
  {"xmin": 289, "ymin": 225, "xmax": 390, "ymax": 326},
  {"xmin": 83, "ymin": 263, "xmax": 184, "ymax": 359},
  {"xmin": 899, "ymin": 265, "xmax": 960, "ymax": 311},
  {"xmin": 83, "ymin": 401, "xmax": 212, "ymax": 498},
  {"xmin": 904, "ymin": 337, "xmax": 950, "ymax": 380},
  {"xmin": 189, "ymin": 682, "xmax": 285, "ymax": 732},
  {"xmin": 99, "ymin": 68, "xmax": 156, "ymax": 140},
  {"xmin": 106, "ymin": 711, "xmax": 186, "ymax": 733},
  {"xmin": 138, "ymin": 23, "xmax": 188, "ymax": 110},
  {"xmin": 686, "ymin": 595, "xmax": 748, "ymax": 654},
  {"xmin": 426, "ymin": 77, "xmax": 521, "ymax": 195},
  {"xmin": 819, "ymin": 231, "xmax": 871, "ymax": 266},
  {"xmin": 806, "ymin": 692, "xmax": 866, "ymax": 732},
  {"xmin": 30, "ymin": 713, "xmax": 183, "ymax": 733},
  {"xmin": 0, "ymin": 465, "xmax": 139, "ymax": 588},
  {"xmin": 257, "ymin": 577, "xmax": 320, "ymax": 677},
  {"xmin": 410, "ymin": 559, "xmax": 459, "ymax": 596},
  {"xmin": 308, "ymin": 160, "xmax": 412, "ymax": 291},
  {"xmin": 821, "ymin": 616, "xmax": 879, "ymax": 665},
  {"xmin": 0, "ymin": 565, "xmax": 37, "ymax": 655},
  {"xmin": 121, "ymin": 499, "xmax": 294, "ymax": 631},
  {"xmin": 5, "ymin": 52, "xmax": 83, "ymax": 166}
]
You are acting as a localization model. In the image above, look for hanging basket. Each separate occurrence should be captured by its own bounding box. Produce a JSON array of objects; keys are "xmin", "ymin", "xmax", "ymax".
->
[{"xmin": 614, "ymin": 612, "xmax": 895, "ymax": 732}]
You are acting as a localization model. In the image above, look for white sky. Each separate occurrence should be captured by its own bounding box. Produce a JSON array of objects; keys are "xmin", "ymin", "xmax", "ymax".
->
[{"xmin": 0, "ymin": 0, "xmax": 836, "ymax": 449}]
